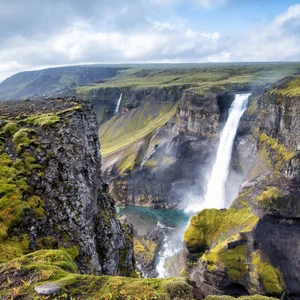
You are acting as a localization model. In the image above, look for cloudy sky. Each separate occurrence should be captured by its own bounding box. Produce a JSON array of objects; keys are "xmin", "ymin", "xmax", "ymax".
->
[{"xmin": 1, "ymin": 0, "xmax": 300, "ymax": 82}]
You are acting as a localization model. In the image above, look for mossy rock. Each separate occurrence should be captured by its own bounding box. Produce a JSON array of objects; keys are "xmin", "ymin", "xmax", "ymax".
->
[
  {"xmin": 251, "ymin": 251, "xmax": 285, "ymax": 296},
  {"xmin": 184, "ymin": 206, "xmax": 259, "ymax": 254},
  {"xmin": 1, "ymin": 122, "xmax": 19, "ymax": 136},
  {"xmin": 258, "ymin": 132, "xmax": 295, "ymax": 174},
  {"xmin": 134, "ymin": 237, "xmax": 158, "ymax": 266},
  {"xmin": 0, "ymin": 250, "xmax": 195, "ymax": 299}
]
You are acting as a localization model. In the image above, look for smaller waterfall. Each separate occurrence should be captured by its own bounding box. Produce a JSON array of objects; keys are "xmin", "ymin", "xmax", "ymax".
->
[{"xmin": 115, "ymin": 93, "xmax": 123, "ymax": 114}]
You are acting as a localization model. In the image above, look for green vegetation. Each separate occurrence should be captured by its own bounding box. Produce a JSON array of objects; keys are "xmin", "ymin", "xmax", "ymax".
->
[
  {"xmin": 184, "ymin": 206, "xmax": 258, "ymax": 253},
  {"xmin": 12, "ymin": 128, "xmax": 37, "ymax": 154},
  {"xmin": 252, "ymin": 251, "xmax": 285, "ymax": 295},
  {"xmin": 134, "ymin": 238, "xmax": 158, "ymax": 266},
  {"xmin": 219, "ymin": 245, "xmax": 249, "ymax": 282},
  {"xmin": 257, "ymin": 187, "xmax": 280, "ymax": 204},
  {"xmin": 247, "ymin": 97, "xmax": 259, "ymax": 115},
  {"xmin": 0, "ymin": 103, "xmax": 82, "ymax": 264},
  {"xmin": 258, "ymin": 133, "xmax": 295, "ymax": 172},
  {"xmin": 99, "ymin": 101, "xmax": 177, "ymax": 156},
  {"xmin": 0, "ymin": 250, "xmax": 194, "ymax": 299},
  {"xmin": 1, "ymin": 122, "xmax": 19, "ymax": 136},
  {"xmin": 24, "ymin": 113, "xmax": 60, "ymax": 127},
  {"xmin": 0, "ymin": 151, "xmax": 46, "ymax": 262},
  {"xmin": 77, "ymin": 63, "xmax": 300, "ymax": 95},
  {"xmin": 271, "ymin": 75, "xmax": 300, "ymax": 96}
]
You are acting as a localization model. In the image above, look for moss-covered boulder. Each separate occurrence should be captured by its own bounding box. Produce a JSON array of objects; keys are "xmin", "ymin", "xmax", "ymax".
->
[{"xmin": 0, "ymin": 250, "xmax": 195, "ymax": 299}]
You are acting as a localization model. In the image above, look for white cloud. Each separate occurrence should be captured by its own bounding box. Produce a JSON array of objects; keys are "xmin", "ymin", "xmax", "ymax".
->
[
  {"xmin": 233, "ymin": 4, "xmax": 300, "ymax": 61},
  {"xmin": 1, "ymin": 3, "xmax": 300, "ymax": 82}
]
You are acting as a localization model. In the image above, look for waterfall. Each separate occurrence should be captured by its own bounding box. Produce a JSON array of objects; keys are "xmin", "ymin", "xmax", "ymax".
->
[
  {"xmin": 115, "ymin": 93, "xmax": 123, "ymax": 114},
  {"xmin": 185, "ymin": 93, "xmax": 250, "ymax": 213}
]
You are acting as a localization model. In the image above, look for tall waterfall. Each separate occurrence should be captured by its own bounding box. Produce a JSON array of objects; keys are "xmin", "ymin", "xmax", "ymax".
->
[
  {"xmin": 115, "ymin": 93, "xmax": 123, "ymax": 114},
  {"xmin": 156, "ymin": 93, "xmax": 250, "ymax": 278},
  {"xmin": 185, "ymin": 93, "xmax": 250, "ymax": 213}
]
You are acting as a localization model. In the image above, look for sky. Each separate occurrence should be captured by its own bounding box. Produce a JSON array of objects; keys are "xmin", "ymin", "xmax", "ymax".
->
[{"xmin": 0, "ymin": 0, "xmax": 300, "ymax": 82}]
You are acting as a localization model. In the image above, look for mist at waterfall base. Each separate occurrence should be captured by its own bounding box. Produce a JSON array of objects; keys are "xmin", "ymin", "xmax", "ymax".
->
[
  {"xmin": 154, "ymin": 93, "xmax": 250, "ymax": 277},
  {"xmin": 118, "ymin": 94, "xmax": 250, "ymax": 278},
  {"xmin": 184, "ymin": 93, "xmax": 250, "ymax": 213},
  {"xmin": 117, "ymin": 206, "xmax": 190, "ymax": 277}
]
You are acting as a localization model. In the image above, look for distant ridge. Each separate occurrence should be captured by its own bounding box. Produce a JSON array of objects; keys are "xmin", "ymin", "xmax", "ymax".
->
[{"xmin": 0, "ymin": 65, "xmax": 128, "ymax": 100}]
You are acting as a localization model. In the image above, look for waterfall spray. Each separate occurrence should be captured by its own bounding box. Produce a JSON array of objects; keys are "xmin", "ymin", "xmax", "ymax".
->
[
  {"xmin": 185, "ymin": 93, "xmax": 250, "ymax": 213},
  {"xmin": 115, "ymin": 93, "xmax": 123, "ymax": 114},
  {"xmin": 156, "ymin": 93, "xmax": 250, "ymax": 278}
]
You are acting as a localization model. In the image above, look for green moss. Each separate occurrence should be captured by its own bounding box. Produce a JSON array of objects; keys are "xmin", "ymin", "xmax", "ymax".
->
[
  {"xmin": 0, "ymin": 234, "xmax": 29, "ymax": 263},
  {"xmin": 0, "ymin": 153, "xmax": 44, "ymax": 262},
  {"xmin": 0, "ymin": 250, "xmax": 194, "ymax": 299},
  {"xmin": 258, "ymin": 133, "xmax": 295, "ymax": 173},
  {"xmin": 271, "ymin": 75, "xmax": 300, "ymax": 97},
  {"xmin": 28, "ymin": 195, "xmax": 44, "ymax": 218},
  {"xmin": 247, "ymin": 97, "xmax": 258, "ymax": 115},
  {"xmin": 184, "ymin": 206, "xmax": 259, "ymax": 253},
  {"xmin": 219, "ymin": 245, "xmax": 248, "ymax": 282},
  {"xmin": 22, "ymin": 152, "xmax": 43, "ymax": 170},
  {"xmin": 257, "ymin": 187, "xmax": 280, "ymax": 207},
  {"xmin": 60, "ymin": 246, "xmax": 79, "ymax": 260},
  {"xmin": 24, "ymin": 113, "xmax": 60, "ymax": 127},
  {"xmin": 252, "ymin": 251, "xmax": 285, "ymax": 296},
  {"xmin": 134, "ymin": 237, "xmax": 158, "ymax": 266},
  {"xmin": 12, "ymin": 128, "xmax": 37, "ymax": 154},
  {"xmin": 1, "ymin": 122, "xmax": 19, "ymax": 136}
]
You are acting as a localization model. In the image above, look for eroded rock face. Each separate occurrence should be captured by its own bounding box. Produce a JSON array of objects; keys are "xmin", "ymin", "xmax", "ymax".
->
[
  {"xmin": 180, "ymin": 77, "xmax": 300, "ymax": 298},
  {"xmin": 177, "ymin": 92, "xmax": 220, "ymax": 136},
  {"xmin": 0, "ymin": 99, "xmax": 134, "ymax": 276},
  {"xmin": 103, "ymin": 91, "xmax": 236, "ymax": 209}
]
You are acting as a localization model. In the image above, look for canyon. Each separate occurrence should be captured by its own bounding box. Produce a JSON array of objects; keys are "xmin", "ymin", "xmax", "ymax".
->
[{"xmin": 0, "ymin": 64, "xmax": 299, "ymax": 299}]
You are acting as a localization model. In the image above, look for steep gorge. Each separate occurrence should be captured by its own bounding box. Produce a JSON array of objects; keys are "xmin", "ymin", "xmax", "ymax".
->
[
  {"xmin": 100, "ymin": 89, "xmax": 240, "ymax": 210},
  {"xmin": 176, "ymin": 76, "xmax": 300, "ymax": 299}
]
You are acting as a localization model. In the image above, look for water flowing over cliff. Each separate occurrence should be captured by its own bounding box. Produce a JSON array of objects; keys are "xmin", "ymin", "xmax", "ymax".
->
[
  {"xmin": 180, "ymin": 76, "xmax": 300, "ymax": 299},
  {"xmin": 185, "ymin": 93, "xmax": 250, "ymax": 213}
]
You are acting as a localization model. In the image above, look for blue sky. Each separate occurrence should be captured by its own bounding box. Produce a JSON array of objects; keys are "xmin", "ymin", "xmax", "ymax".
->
[
  {"xmin": 175, "ymin": 0, "xmax": 299, "ymax": 33},
  {"xmin": 0, "ymin": 0, "xmax": 300, "ymax": 82}
]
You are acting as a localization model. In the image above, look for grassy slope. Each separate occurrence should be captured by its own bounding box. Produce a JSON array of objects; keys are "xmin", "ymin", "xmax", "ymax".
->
[
  {"xmin": 77, "ymin": 62, "xmax": 300, "ymax": 95},
  {"xmin": 99, "ymin": 101, "xmax": 178, "ymax": 156}
]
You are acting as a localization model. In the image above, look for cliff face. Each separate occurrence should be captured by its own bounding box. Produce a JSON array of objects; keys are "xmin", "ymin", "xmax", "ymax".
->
[
  {"xmin": 180, "ymin": 76, "xmax": 300, "ymax": 298},
  {"xmin": 0, "ymin": 98, "xmax": 134, "ymax": 276},
  {"xmin": 82, "ymin": 85, "xmax": 186, "ymax": 125},
  {"xmin": 100, "ymin": 90, "xmax": 236, "ymax": 209}
]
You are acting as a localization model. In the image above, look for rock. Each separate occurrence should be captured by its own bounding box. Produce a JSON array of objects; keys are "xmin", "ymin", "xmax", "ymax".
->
[
  {"xmin": 180, "ymin": 76, "xmax": 300, "ymax": 297},
  {"xmin": 102, "ymin": 90, "xmax": 235, "ymax": 209},
  {"xmin": 34, "ymin": 282, "xmax": 61, "ymax": 295},
  {"xmin": 0, "ymin": 99, "xmax": 134, "ymax": 276}
]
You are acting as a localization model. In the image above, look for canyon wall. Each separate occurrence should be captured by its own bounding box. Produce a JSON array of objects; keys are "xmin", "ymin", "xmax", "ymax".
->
[
  {"xmin": 0, "ymin": 98, "xmax": 134, "ymax": 276},
  {"xmin": 100, "ymin": 90, "xmax": 237, "ymax": 209},
  {"xmin": 179, "ymin": 76, "xmax": 300, "ymax": 299}
]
